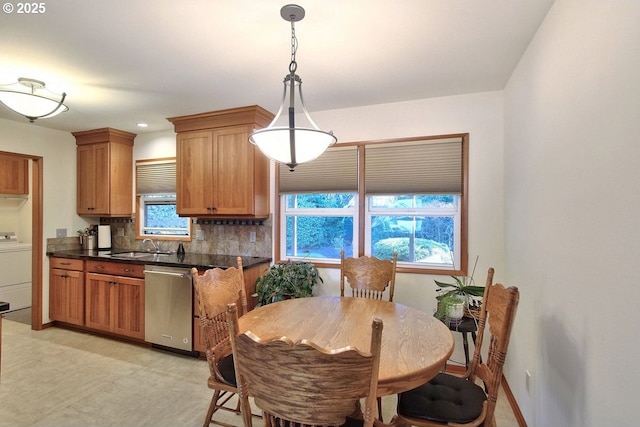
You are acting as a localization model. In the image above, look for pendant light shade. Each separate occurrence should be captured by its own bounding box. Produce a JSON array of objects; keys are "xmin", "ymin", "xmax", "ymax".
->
[
  {"xmin": 249, "ymin": 4, "xmax": 336, "ymax": 172},
  {"xmin": 0, "ymin": 78, "xmax": 68, "ymax": 122}
]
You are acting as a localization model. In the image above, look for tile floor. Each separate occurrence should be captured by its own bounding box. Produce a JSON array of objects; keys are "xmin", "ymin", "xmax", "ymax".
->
[{"xmin": 0, "ymin": 318, "xmax": 520, "ymax": 427}]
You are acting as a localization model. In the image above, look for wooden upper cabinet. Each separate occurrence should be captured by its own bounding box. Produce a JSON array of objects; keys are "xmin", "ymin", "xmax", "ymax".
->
[
  {"xmin": 168, "ymin": 105, "xmax": 274, "ymax": 218},
  {"xmin": 0, "ymin": 153, "xmax": 29, "ymax": 195},
  {"xmin": 73, "ymin": 128, "xmax": 135, "ymax": 217}
]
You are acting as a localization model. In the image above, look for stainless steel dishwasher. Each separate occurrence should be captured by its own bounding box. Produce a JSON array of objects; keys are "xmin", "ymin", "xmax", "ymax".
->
[{"xmin": 144, "ymin": 265, "xmax": 194, "ymax": 353}]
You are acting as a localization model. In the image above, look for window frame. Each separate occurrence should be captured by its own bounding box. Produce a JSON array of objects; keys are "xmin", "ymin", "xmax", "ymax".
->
[
  {"xmin": 274, "ymin": 133, "xmax": 469, "ymax": 276},
  {"xmin": 134, "ymin": 158, "xmax": 192, "ymax": 242},
  {"xmin": 135, "ymin": 194, "xmax": 192, "ymax": 240}
]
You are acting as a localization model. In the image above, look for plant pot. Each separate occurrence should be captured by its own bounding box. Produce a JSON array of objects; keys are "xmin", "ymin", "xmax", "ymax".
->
[{"xmin": 447, "ymin": 301, "xmax": 465, "ymax": 327}]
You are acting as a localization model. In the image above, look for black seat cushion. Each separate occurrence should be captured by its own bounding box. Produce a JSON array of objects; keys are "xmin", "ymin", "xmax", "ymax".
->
[
  {"xmin": 264, "ymin": 416, "xmax": 364, "ymax": 427},
  {"xmin": 262, "ymin": 417, "xmax": 364, "ymax": 427},
  {"xmin": 397, "ymin": 373, "xmax": 486, "ymax": 424},
  {"xmin": 217, "ymin": 354, "xmax": 236, "ymax": 386},
  {"xmin": 343, "ymin": 416, "xmax": 365, "ymax": 427}
]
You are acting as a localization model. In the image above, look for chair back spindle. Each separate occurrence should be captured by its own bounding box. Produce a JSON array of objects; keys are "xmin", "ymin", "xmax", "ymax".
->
[{"xmin": 340, "ymin": 250, "xmax": 398, "ymax": 302}]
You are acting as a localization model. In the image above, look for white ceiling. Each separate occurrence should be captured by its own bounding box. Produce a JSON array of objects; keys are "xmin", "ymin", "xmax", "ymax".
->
[{"xmin": 0, "ymin": 0, "xmax": 554, "ymax": 135}]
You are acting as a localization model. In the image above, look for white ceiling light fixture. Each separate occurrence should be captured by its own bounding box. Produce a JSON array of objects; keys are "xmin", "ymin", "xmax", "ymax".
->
[
  {"xmin": 0, "ymin": 77, "xmax": 68, "ymax": 123},
  {"xmin": 249, "ymin": 4, "xmax": 337, "ymax": 172}
]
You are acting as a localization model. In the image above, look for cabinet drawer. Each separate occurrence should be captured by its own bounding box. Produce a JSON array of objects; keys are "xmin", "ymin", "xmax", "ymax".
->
[
  {"xmin": 86, "ymin": 260, "xmax": 145, "ymax": 278},
  {"xmin": 50, "ymin": 257, "xmax": 84, "ymax": 271}
]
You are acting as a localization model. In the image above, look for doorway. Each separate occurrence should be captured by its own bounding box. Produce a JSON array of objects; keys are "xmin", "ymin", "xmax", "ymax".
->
[{"xmin": 0, "ymin": 151, "xmax": 43, "ymax": 330}]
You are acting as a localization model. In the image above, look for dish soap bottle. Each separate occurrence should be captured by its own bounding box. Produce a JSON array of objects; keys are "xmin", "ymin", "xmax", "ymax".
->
[{"xmin": 177, "ymin": 241, "xmax": 185, "ymax": 261}]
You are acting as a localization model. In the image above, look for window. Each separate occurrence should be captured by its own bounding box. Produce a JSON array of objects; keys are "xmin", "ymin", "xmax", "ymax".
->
[
  {"xmin": 136, "ymin": 159, "xmax": 191, "ymax": 240},
  {"xmin": 139, "ymin": 194, "xmax": 190, "ymax": 237},
  {"xmin": 283, "ymin": 193, "xmax": 357, "ymax": 259},
  {"xmin": 277, "ymin": 134, "xmax": 468, "ymax": 274},
  {"xmin": 366, "ymin": 195, "xmax": 460, "ymax": 269}
]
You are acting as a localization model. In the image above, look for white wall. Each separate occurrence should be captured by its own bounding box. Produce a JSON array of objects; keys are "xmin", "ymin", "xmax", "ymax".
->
[
  {"xmin": 0, "ymin": 196, "xmax": 31, "ymax": 240},
  {"xmin": 504, "ymin": 1, "xmax": 640, "ymax": 426},
  {"xmin": 133, "ymin": 131, "xmax": 176, "ymax": 159},
  {"xmin": 309, "ymin": 91, "xmax": 506, "ymax": 364},
  {"xmin": 0, "ymin": 117, "xmax": 87, "ymax": 321}
]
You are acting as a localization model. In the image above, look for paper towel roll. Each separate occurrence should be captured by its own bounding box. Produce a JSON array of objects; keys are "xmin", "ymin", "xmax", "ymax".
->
[{"xmin": 97, "ymin": 225, "xmax": 112, "ymax": 250}]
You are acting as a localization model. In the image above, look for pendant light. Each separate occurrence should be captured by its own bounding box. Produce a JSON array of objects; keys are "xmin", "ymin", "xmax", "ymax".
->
[
  {"xmin": 0, "ymin": 77, "xmax": 68, "ymax": 123},
  {"xmin": 249, "ymin": 4, "xmax": 337, "ymax": 172}
]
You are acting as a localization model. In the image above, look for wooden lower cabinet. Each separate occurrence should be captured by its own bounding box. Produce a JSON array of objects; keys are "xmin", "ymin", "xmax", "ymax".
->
[
  {"xmin": 50, "ymin": 256, "xmax": 268, "ymax": 351},
  {"xmin": 49, "ymin": 258, "xmax": 85, "ymax": 326},
  {"xmin": 85, "ymin": 272, "xmax": 145, "ymax": 340}
]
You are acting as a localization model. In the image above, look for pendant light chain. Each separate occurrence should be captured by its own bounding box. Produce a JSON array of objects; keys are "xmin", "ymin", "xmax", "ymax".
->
[{"xmin": 289, "ymin": 21, "xmax": 298, "ymax": 75}]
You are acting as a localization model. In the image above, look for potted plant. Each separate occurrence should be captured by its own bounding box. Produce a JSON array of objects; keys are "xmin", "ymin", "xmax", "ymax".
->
[
  {"xmin": 254, "ymin": 260, "xmax": 323, "ymax": 306},
  {"xmin": 434, "ymin": 257, "xmax": 484, "ymax": 326}
]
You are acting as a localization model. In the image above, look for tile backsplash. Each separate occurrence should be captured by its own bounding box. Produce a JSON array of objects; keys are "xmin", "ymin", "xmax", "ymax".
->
[{"xmin": 47, "ymin": 217, "xmax": 273, "ymax": 257}]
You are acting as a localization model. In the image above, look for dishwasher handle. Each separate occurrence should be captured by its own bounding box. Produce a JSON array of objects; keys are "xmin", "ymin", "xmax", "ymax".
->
[{"xmin": 144, "ymin": 270, "xmax": 190, "ymax": 279}]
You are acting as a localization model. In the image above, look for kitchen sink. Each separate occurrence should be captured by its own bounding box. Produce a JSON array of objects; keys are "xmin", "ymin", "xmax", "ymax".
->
[
  {"xmin": 146, "ymin": 253, "xmax": 177, "ymax": 261},
  {"xmin": 108, "ymin": 251, "xmax": 154, "ymax": 259},
  {"xmin": 106, "ymin": 250, "xmax": 177, "ymax": 261}
]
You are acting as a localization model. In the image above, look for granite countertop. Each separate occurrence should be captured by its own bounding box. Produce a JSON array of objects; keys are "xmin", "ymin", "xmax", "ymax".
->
[{"xmin": 47, "ymin": 249, "xmax": 271, "ymax": 270}]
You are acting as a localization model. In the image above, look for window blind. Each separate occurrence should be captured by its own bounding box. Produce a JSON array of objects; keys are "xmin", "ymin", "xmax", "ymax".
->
[
  {"xmin": 364, "ymin": 137, "xmax": 463, "ymax": 194},
  {"xmin": 136, "ymin": 159, "xmax": 176, "ymax": 195},
  {"xmin": 279, "ymin": 147, "xmax": 358, "ymax": 194}
]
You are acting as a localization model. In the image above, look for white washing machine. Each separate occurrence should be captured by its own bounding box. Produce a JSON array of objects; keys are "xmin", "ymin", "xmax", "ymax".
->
[{"xmin": 0, "ymin": 232, "xmax": 32, "ymax": 312}]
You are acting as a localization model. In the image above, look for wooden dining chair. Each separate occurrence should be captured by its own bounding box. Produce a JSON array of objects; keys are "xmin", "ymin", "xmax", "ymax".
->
[
  {"xmin": 340, "ymin": 250, "xmax": 398, "ymax": 301},
  {"xmin": 226, "ymin": 302, "xmax": 384, "ymax": 427},
  {"xmin": 192, "ymin": 257, "xmax": 251, "ymax": 427},
  {"xmin": 340, "ymin": 249, "xmax": 397, "ymax": 420},
  {"xmin": 393, "ymin": 268, "xmax": 520, "ymax": 427}
]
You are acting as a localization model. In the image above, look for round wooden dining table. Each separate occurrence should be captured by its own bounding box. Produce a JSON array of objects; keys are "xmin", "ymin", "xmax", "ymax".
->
[{"xmin": 238, "ymin": 296, "xmax": 454, "ymax": 396}]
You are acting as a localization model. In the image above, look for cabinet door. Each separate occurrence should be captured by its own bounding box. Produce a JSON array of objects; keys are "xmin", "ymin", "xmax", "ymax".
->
[
  {"xmin": 193, "ymin": 317, "xmax": 205, "ymax": 353},
  {"xmin": 49, "ymin": 268, "xmax": 67, "ymax": 322},
  {"xmin": 77, "ymin": 144, "xmax": 96, "ymax": 214},
  {"xmin": 176, "ymin": 131, "xmax": 214, "ymax": 215},
  {"xmin": 0, "ymin": 154, "xmax": 28, "ymax": 195},
  {"xmin": 50, "ymin": 268, "xmax": 85, "ymax": 325},
  {"xmin": 112, "ymin": 276, "xmax": 145, "ymax": 340},
  {"xmin": 77, "ymin": 143, "xmax": 110, "ymax": 215},
  {"xmin": 92, "ymin": 143, "xmax": 111, "ymax": 214},
  {"xmin": 212, "ymin": 126, "xmax": 255, "ymax": 215},
  {"xmin": 65, "ymin": 270, "xmax": 85, "ymax": 326},
  {"xmin": 85, "ymin": 272, "xmax": 114, "ymax": 332},
  {"xmin": 108, "ymin": 141, "xmax": 133, "ymax": 216}
]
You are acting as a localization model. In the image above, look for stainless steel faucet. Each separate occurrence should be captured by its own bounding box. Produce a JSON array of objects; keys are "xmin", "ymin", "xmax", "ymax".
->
[{"xmin": 142, "ymin": 238, "xmax": 159, "ymax": 253}]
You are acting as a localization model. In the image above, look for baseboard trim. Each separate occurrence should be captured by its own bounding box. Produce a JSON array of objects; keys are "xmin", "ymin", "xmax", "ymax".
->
[
  {"xmin": 501, "ymin": 373, "xmax": 528, "ymax": 427},
  {"xmin": 445, "ymin": 364, "xmax": 527, "ymax": 427}
]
